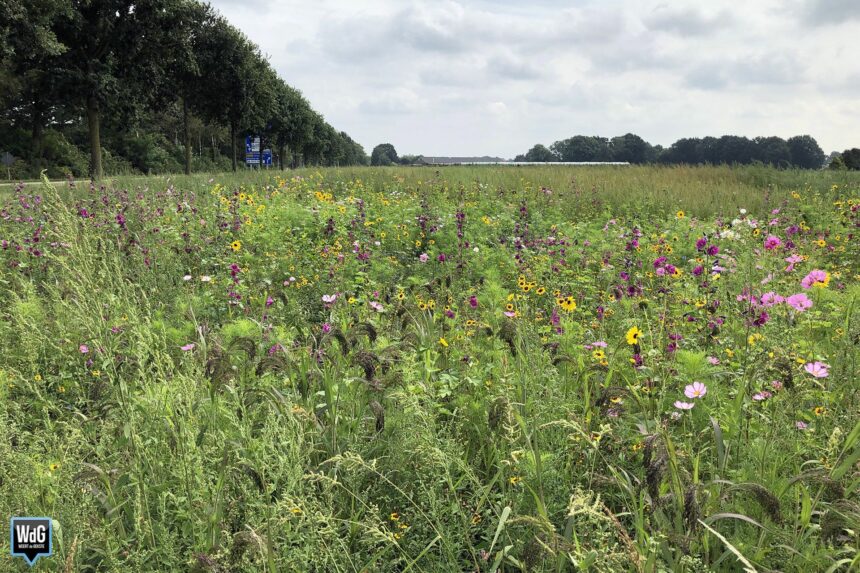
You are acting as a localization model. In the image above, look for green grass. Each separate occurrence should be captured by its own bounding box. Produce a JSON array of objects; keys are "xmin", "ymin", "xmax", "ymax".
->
[{"xmin": 0, "ymin": 166, "xmax": 858, "ymax": 571}]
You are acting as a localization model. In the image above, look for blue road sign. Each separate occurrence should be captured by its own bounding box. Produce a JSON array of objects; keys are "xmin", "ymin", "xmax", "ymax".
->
[{"xmin": 262, "ymin": 149, "xmax": 272, "ymax": 166}]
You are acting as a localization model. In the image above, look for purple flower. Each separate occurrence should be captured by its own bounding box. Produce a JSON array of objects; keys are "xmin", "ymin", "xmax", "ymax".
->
[
  {"xmin": 437, "ymin": 253, "xmax": 447, "ymax": 262},
  {"xmin": 684, "ymin": 381, "xmax": 707, "ymax": 399},
  {"xmin": 692, "ymin": 265, "xmax": 704, "ymax": 277},
  {"xmin": 468, "ymin": 295, "xmax": 478, "ymax": 308},
  {"xmin": 322, "ymin": 322, "xmax": 332, "ymax": 334},
  {"xmin": 695, "ymin": 237, "xmax": 707, "ymax": 251},
  {"xmin": 707, "ymin": 245, "xmax": 719, "ymax": 256},
  {"xmin": 674, "ymin": 401, "xmax": 695, "ymax": 410},
  {"xmin": 764, "ymin": 235, "xmax": 782, "ymax": 250},
  {"xmin": 265, "ymin": 296, "xmax": 274, "ymax": 308}
]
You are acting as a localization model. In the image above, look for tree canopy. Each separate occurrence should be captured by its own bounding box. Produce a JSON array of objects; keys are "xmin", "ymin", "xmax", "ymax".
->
[
  {"xmin": 0, "ymin": 0, "xmax": 368, "ymax": 178},
  {"xmin": 516, "ymin": 133, "xmax": 828, "ymax": 168}
]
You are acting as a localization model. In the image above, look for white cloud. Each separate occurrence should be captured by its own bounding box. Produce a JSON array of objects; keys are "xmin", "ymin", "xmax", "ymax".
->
[{"xmin": 209, "ymin": 0, "xmax": 860, "ymax": 157}]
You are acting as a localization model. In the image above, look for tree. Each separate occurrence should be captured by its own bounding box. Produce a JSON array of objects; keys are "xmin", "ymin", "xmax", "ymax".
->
[
  {"xmin": 842, "ymin": 148, "xmax": 860, "ymax": 170},
  {"xmin": 550, "ymin": 136, "xmax": 611, "ymax": 162},
  {"xmin": 51, "ymin": 0, "xmax": 184, "ymax": 179},
  {"xmin": 610, "ymin": 133, "xmax": 651, "ymax": 164},
  {"xmin": 371, "ymin": 143, "xmax": 398, "ymax": 166},
  {"xmin": 523, "ymin": 144, "xmax": 557, "ymax": 162},
  {"xmin": 753, "ymin": 136, "xmax": 791, "ymax": 167},
  {"xmin": 787, "ymin": 135, "xmax": 825, "ymax": 169}
]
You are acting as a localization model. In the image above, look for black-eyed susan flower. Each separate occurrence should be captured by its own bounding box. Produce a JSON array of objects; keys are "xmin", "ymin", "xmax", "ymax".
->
[{"xmin": 625, "ymin": 326, "xmax": 642, "ymax": 345}]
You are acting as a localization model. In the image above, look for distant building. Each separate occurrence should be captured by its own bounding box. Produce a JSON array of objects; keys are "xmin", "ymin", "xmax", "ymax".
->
[{"xmin": 418, "ymin": 156, "xmax": 507, "ymax": 165}]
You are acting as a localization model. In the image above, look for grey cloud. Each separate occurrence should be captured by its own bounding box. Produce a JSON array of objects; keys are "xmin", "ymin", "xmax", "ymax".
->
[
  {"xmin": 644, "ymin": 6, "xmax": 735, "ymax": 36},
  {"xmin": 802, "ymin": 0, "xmax": 860, "ymax": 25},
  {"xmin": 686, "ymin": 53, "xmax": 805, "ymax": 90},
  {"xmin": 485, "ymin": 53, "xmax": 544, "ymax": 81}
]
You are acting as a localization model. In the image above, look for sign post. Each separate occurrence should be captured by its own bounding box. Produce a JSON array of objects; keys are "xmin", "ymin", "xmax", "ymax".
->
[{"xmin": 244, "ymin": 136, "xmax": 261, "ymax": 168}]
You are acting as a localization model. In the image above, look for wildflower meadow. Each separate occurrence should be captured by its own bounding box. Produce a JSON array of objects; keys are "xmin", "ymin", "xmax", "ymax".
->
[{"xmin": 1, "ymin": 165, "xmax": 859, "ymax": 572}]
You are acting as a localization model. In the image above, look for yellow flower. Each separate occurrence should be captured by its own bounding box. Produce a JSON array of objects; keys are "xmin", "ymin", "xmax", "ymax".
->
[
  {"xmin": 439, "ymin": 337, "xmax": 448, "ymax": 348},
  {"xmin": 509, "ymin": 475, "xmax": 522, "ymax": 486},
  {"xmin": 230, "ymin": 240, "xmax": 242, "ymax": 252},
  {"xmin": 34, "ymin": 374, "xmax": 42, "ymax": 382},
  {"xmin": 290, "ymin": 507, "xmax": 303, "ymax": 515},
  {"xmin": 592, "ymin": 349, "xmax": 605, "ymax": 360},
  {"xmin": 558, "ymin": 295, "xmax": 576, "ymax": 312},
  {"xmin": 390, "ymin": 512, "xmax": 400, "ymax": 522},
  {"xmin": 676, "ymin": 210, "xmax": 685, "ymax": 219},
  {"xmin": 49, "ymin": 462, "xmax": 61, "ymax": 473},
  {"xmin": 536, "ymin": 287, "xmax": 546, "ymax": 295},
  {"xmin": 625, "ymin": 326, "xmax": 642, "ymax": 346},
  {"xmin": 813, "ymin": 406, "xmax": 825, "ymax": 416}
]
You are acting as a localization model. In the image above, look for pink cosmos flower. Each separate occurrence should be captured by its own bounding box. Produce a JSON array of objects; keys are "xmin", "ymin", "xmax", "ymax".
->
[
  {"xmin": 760, "ymin": 292, "xmax": 784, "ymax": 307},
  {"xmin": 79, "ymin": 344, "xmax": 89, "ymax": 354},
  {"xmin": 322, "ymin": 294, "xmax": 338, "ymax": 305},
  {"xmin": 419, "ymin": 253, "xmax": 429, "ymax": 263},
  {"xmin": 795, "ymin": 421, "xmax": 808, "ymax": 430},
  {"xmin": 752, "ymin": 391, "xmax": 772, "ymax": 401},
  {"xmin": 707, "ymin": 356, "xmax": 720, "ymax": 365},
  {"xmin": 801, "ymin": 269, "xmax": 829, "ymax": 289},
  {"xmin": 684, "ymin": 381, "xmax": 707, "ymax": 399},
  {"xmin": 804, "ymin": 361, "xmax": 829, "ymax": 378},
  {"xmin": 784, "ymin": 253, "xmax": 803, "ymax": 272},
  {"xmin": 674, "ymin": 401, "xmax": 695, "ymax": 410},
  {"xmin": 181, "ymin": 343, "xmax": 195, "ymax": 351},
  {"xmin": 785, "ymin": 293, "xmax": 812, "ymax": 312},
  {"xmin": 763, "ymin": 235, "xmax": 782, "ymax": 250},
  {"xmin": 369, "ymin": 301, "xmax": 383, "ymax": 312}
]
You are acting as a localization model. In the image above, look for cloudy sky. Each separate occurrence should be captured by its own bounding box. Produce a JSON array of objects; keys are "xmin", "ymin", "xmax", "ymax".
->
[{"xmin": 209, "ymin": 0, "xmax": 860, "ymax": 158}]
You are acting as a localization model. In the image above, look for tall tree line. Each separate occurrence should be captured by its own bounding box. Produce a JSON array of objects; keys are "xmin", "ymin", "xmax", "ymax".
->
[
  {"xmin": 0, "ymin": 0, "xmax": 368, "ymax": 178},
  {"xmin": 515, "ymin": 133, "xmax": 829, "ymax": 169}
]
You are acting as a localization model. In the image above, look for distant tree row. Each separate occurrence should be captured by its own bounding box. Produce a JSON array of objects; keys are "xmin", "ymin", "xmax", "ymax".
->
[
  {"xmin": 515, "ymin": 134, "xmax": 829, "ymax": 169},
  {"xmin": 0, "ymin": 0, "xmax": 367, "ymax": 179}
]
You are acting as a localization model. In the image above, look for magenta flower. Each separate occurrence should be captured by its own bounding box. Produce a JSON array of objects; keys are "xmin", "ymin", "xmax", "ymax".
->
[
  {"xmin": 468, "ymin": 295, "xmax": 478, "ymax": 308},
  {"xmin": 181, "ymin": 343, "xmax": 195, "ymax": 351},
  {"xmin": 785, "ymin": 293, "xmax": 812, "ymax": 312},
  {"xmin": 804, "ymin": 361, "xmax": 829, "ymax": 378},
  {"xmin": 801, "ymin": 269, "xmax": 829, "ymax": 289},
  {"xmin": 684, "ymin": 381, "xmax": 707, "ymax": 399},
  {"xmin": 763, "ymin": 235, "xmax": 782, "ymax": 250},
  {"xmin": 322, "ymin": 322, "xmax": 332, "ymax": 334},
  {"xmin": 674, "ymin": 401, "xmax": 695, "ymax": 410},
  {"xmin": 760, "ymin": 291, "xmax": 784, "ymax": 307}
]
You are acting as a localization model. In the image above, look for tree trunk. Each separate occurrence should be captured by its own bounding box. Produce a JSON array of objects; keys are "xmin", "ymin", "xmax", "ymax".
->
[
  {"xmin": 278, "ymin": 144, "xmax": 285, "ymax": 170},
  {"xmin": 183, "ymin": 97, "xmax": 192, "ymax": 175},
  {"xmin": 230, "ymin": 121, "xmax": 237, "ymax": 172},
  {"xmin": 211, "ymin": 134, "xmax": 216, "ymax": 162},
  {"xmin": 86, "ymin": 94, "xmax": 103, "ymax": 180},
  {"xmin": 31, "ymin": 103, "xmax": 44, "ymax": 173}
]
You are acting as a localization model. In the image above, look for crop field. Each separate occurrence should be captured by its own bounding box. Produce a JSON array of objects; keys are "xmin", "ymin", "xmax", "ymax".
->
[{"xmin": 1, "ymin": 165, "xmax": 859, "ymax": 572}]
